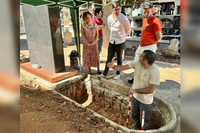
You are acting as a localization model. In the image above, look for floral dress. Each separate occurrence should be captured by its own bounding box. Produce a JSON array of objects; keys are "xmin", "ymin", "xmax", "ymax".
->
[{"xmin": 82, "ymin": 22, "xmax": 99, "ymax": 70}]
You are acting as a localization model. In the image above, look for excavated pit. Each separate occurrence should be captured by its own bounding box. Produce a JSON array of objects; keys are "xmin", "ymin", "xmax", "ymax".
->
[{"xmin": 55, "ymin": 75, "xmax": 177, "ymax": 132}]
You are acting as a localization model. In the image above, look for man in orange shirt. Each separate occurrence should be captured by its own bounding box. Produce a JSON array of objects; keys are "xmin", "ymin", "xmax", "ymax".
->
[{"xmin": 128, "ymin": 2, "xmax": 162, "ymax": 84}]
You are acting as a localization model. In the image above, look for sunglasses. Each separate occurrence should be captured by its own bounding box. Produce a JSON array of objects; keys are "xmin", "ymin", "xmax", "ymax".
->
[{"xmin": 142, "ymin": 3, "xmax": 152, "ymax": 8}]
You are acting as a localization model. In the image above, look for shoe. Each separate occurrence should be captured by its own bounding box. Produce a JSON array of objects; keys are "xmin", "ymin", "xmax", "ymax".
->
[
  {"xmin": 122, "ymin": 59, "xmax": 125, "ymax": 61},
  {"xmin": 88, "ymin": 73, "xmax": 93, "ymax": 75},
  {"xmin": 128, "ymin": 78, "xmax": 134, "ymax": 84},
  {"xmin": 98, "ymin": 74, "xmax": 106, "ymax": 79},
  {"xmin": 97, "ymin": 71, "xmax": 102, "ymax": 75},
  {"xmin": 114, "ymin": 74, "xmax": 120, "ymax": 80}
]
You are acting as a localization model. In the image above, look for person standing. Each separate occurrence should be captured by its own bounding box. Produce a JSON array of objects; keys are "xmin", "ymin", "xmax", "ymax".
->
[
  {"xmin": 81, "ymin": 11, "xmax": 101, "ymax": 75},
  {"xmin": 92, "ymin": 8, "xmax": 106, "ymax": 56},
  {"xmin": 99, "ymin": 1, "xmax": 131, "ymax": 80},
  {"xmin": 107, "ymin": 50, "xmax": 160, "ymax": 130},
  {"xmin": 128, "ymin": 2, "xmax": 162, "ymax": 84}
]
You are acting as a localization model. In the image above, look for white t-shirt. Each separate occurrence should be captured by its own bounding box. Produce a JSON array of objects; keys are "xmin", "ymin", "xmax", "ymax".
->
[
  {"xmin": 128, "ymin": 61, "xmax": 160, "ymax": 104},
  {"xmin": 107, "ymin": 13, "xmax": 131, "ymax": 44}
]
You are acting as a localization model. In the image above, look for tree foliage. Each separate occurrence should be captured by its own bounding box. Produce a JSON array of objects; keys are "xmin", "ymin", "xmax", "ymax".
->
[{"xmin": 81, "ymin": 0, "xmax": 144, "ymax": 10}]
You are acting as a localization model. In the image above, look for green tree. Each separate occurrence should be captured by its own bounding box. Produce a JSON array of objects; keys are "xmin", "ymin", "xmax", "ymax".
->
[{"xmin": 81, "ymin": 0, "xmax": 144, "ymax": 11}]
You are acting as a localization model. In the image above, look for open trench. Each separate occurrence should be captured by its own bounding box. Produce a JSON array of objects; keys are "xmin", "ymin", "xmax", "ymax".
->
[{"xmin": 55, "ymin": 75, "xmax": 166, "ymax": 130}]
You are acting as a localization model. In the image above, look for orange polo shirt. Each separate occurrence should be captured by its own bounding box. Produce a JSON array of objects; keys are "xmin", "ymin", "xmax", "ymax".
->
[
  {"xmin": 180, "ymin": 0, "xmax": 188, "ymax": 29},
  {"xmin": 140, "ymin": 16, "xmax": 162, "ymax": 47}
]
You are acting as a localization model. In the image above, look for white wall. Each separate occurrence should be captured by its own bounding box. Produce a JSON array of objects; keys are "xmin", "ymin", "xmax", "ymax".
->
[{"xmin": 132, "ymin": 5, "xmax": 143, "ymax": 16}]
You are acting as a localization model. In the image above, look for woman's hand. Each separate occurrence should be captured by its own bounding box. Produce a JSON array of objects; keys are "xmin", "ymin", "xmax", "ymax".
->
[
  {"xmin": 88, "ymin": 43, "xmax": 94, "ymax": 48},
  {"xmin": 90, "ymin": 42, "xmax": 95, "ymax": 47}
]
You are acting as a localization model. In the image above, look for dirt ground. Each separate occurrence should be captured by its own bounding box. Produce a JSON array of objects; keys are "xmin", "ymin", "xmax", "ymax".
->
[
  {"xmin": 88, "ymin": 91, "xmax": 135, "ymax": 128},
  {"xmin": 125, "ymin": 47, "xmax": 180, "ymax": 65},
  {"xmin": 20, "ymin": 86, "xmax": 122, "ymax": 133}
]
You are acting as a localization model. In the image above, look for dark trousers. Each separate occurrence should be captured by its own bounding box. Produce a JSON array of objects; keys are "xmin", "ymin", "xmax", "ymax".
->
[
  {"xmin": 131, "ymin": 96, "xmax": 151, "ymax": 130},
  {"xmin": 103, "ymin": 41, "xmax": 125, "ymax": 76}
]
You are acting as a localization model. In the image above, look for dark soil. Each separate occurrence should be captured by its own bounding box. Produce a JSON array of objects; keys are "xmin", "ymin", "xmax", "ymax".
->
[
  {"xmin": 88, "ymin": 90, "xmax": 135, "ymax": 128},
  {"xmin": 20, "ymin": 86, "xmax": 120, "ymax": 133}
]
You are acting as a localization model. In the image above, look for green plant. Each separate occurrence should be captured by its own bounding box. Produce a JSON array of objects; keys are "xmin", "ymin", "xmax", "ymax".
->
[{"xmin": 81, "ymin": 0, "xmax": 144, "ymax": 11}]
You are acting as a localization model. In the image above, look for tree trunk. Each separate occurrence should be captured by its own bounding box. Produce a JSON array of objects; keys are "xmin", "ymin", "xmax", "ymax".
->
[{"xmin": 161, "ymin": 49, "xmax": 180, "ymax": 59}]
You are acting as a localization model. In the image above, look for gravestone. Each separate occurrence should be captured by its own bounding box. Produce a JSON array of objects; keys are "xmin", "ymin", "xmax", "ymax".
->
[{"xmin": 22, "ymin": 5, "xmax": 65, "ymax": 73}]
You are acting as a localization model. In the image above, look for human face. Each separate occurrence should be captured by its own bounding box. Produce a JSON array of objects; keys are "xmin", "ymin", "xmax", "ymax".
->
[
  {"xmin": 113, "ymin": 6, "xmax": 121, "ymax": 16},
  {"xmin": 97, "ymin": 11, "xmax": 102, "ymax": 18},
  {"xmin": 143, "ymin": 8, "xmax": 153, "ymax": 19},
  {"xmin": 139, "ymin": 53, "xmax": 147, "ymax": 65},
  {"xmin": 86, "ymin": 14, "xmax": 92, "ymax": 23}
]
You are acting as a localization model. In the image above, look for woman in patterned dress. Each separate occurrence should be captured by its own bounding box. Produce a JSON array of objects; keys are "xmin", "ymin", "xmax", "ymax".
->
[{"xmin": 81, "ymin": 11, "xmax": 101, "ymax": 75}]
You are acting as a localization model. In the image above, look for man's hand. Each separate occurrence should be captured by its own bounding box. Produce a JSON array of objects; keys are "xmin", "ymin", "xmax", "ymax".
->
[
  {"xmin": 101, "ymin": 24, "xmax": 106, "ymax": 29},
  {"xmin": 107, "ymin": 60, "xmax": 114, "ymax": 69},
  {"xmin": 129, "ymin": 89, "xmax": 135, "ymax": 95}
]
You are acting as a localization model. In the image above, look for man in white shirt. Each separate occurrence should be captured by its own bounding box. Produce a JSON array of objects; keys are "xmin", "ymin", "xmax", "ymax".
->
[
  {"xmin": 99, "ymin": 1, "xmax": 131, "ymax": 80},
  {"xmin": 107, "ymin": 50, "xmax": 160, "ymax": 130}
]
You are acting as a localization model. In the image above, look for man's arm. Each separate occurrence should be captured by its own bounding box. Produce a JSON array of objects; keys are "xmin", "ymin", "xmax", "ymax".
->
[
  {"xmin": 129, "ymin": 83, "xmax": 157, "ymax": 95},
  {"xmin": 123, "ymin": 17, "xmax": 131, "ymax": 35},
  {"xmin": 155, "ymin": 31, "xmax": 162, "ymax": 43},
  {"xmin": 97, "ymin": 24, "xmax": 106, "ymax": 31},
  {"xmin": 107, "ymin": 60, "xmax": 131, "ymax": 71}
]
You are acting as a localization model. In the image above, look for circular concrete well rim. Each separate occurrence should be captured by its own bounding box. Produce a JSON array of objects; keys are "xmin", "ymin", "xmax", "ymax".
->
[
  {"xmin": 52, "ymin": 75, "xmax": 177, "ymax": 133},
  {"xmin": 52, "ymin": 90, "xmax": 177, "ymax": 133},
  {"xmin": 150, "ymin": 96, "xmax": 177, "ymax": 133}
]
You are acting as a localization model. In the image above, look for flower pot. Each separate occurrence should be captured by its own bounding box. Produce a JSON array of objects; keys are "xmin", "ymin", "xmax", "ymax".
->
[{"xmin": 171, "ymin": 10, "xmax": 174, "ymax": 15}]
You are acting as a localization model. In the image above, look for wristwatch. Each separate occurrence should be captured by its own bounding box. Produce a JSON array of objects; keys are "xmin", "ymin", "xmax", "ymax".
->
[
  {"xmin": 113, "ymin": 65, "xmax": 116, "ymax": 69},
  {"xmin": 93, "ymin": 42, "xmax": 95, "ymax": 44}
]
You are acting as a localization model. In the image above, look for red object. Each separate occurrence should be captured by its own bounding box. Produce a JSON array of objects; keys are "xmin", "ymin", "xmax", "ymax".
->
[
  {"xmin": 141, "ymin": 111, "xmax": 145, "ymax": 130},
  {"xmin": 180, "ymin": 0, "xmax": 188, "ymax": 29},
  {"xmin": 126, "ymin": 95, "xmax": 132, "ymax": 127},
  {"xmin": 140, "ymin": 16, "xmax": 162, "ymax": 47},
  {"xmin": 170, "ymin": 4, "xmax": 175, "ymax": 8},
  {"xmin": 92, "ymin": 17, "xmax": 104, "ymax": 36},
  {"xmin": 152, "ymin": 9, "xmax": 155, "ymax": 14},
  {"xmin": 50, "ymin": 18, "xmax": 56, "ymax": 34}
]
